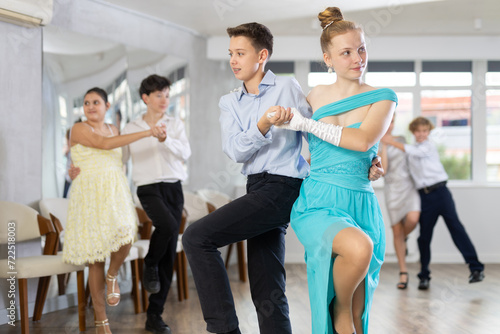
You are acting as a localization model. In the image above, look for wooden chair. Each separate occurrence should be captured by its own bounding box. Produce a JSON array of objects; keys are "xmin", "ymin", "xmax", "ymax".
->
[
  {"xmin": 135, "ymin": 206, "xmax": 189, "ymax": 305},
  {"xmin": 0, "ymin": 201, "xmax": 86, "ymax": 334},
  {"xmin": 177, "ymin": 191, "xmax": 213, "ymax": 300},
  {"xmin": 39, "ymin": 198, "xmax": 142, "ymax": 314},
  {"xmin": 196, "ymin": 189, "xmax": 247, "ymax": 282},
  {"xmin": 38, "ymin": 198, "xmax": 70, "ymax": 295},
  {"xmin": 173, "ymin": 208, "xmax": 189, "ymax": 301}
]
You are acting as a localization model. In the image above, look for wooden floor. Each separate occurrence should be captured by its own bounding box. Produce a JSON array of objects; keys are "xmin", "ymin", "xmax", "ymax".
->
[{"xmin": 2, "ymin": 262, "xmax": 499, "ymax": 333}]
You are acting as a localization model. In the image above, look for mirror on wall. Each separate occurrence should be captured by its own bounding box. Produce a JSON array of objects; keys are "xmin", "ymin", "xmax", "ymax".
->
[{"xmin": 42, "ymin": 26, "xmax": 188, "ymax": 198}]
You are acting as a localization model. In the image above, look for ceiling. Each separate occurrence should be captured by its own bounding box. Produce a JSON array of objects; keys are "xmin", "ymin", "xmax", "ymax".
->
[{"xmin": 103, "ymin": 0, "xmax": 500, "ymax": 37}]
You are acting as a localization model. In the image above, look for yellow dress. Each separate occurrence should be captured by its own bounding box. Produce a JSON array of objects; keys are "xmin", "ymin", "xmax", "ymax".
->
[{"xmin": 62, "ymin": 143, "xmax": 137, "ymax": 265}]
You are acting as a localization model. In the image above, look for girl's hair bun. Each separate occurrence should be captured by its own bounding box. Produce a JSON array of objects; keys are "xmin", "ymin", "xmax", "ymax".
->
[{"xmin": 318, "ymin": 7, "xmax": 344, "ymax": 29}]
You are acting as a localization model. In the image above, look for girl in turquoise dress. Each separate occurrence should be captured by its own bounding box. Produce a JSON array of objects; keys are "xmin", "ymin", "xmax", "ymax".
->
[{"xmin": 278, "ymin": 7, "xmax": 397, "ymax": 334}]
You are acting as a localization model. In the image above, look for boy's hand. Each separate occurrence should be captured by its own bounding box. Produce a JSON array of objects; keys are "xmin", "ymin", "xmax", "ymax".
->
[
  {"xmin": 257, "ymin": 106, "xmax": 292, "ymax": 135},
  {"xmin": 264, "ymin": 106, "xmax": 292, "ymax": 126},
  {"xmin": 68, "ymin": 163, "xmax": 80, "ymax": 181},
  {"xmin": 152, "ymin": 123, "xmax": 167, "ymax": 142},
  {"xmin": 369, "ymin": 156, "xmax": 384, "ymax": 181}
]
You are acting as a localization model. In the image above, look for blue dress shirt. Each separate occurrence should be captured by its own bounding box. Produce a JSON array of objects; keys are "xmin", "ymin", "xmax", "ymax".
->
[{"xmin": 219, "ymin": 70, "xmax": 312, "ymax": 178}]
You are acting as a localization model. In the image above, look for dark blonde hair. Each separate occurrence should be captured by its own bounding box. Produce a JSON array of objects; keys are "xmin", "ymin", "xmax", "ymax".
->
[
  {"xmin": 318, "ymin": 7, "xmax": 362, "ymax": 53},
  {"xmin": 409, "ymin": 117, "xmax": 435, "ymax": 132}
]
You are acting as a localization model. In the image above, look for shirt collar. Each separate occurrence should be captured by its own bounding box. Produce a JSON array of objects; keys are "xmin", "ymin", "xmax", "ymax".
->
[
  {"xmin": 237, "ymin": 70, "xmax": 276, "ymax": 100},
  {"xmin": 134, "ymin": 113, "xmax": 168, "ymax": 129}
]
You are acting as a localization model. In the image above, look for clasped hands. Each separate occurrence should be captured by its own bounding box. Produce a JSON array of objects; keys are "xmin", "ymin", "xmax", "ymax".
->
[
  {"xmin": 263, "ymin": 106, "xmax": 383, "ymax": 182},
  {"xmin": 151, "ymin": 123, "xmax": 167, "ymax": 142},
  {"xmin": 263, "ymin": 106, "xmax": 305, "ymax": 131}
]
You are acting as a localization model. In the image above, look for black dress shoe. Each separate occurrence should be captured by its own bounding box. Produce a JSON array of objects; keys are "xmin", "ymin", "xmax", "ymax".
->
[
  {"xmin": 143, "ymin": 264, "xmax": 161, "ymax": 294},
  {"xmin": 418, "ymin": 277, "xmax": 430, "ymax": 290},
  {"xmin": 469, "ymin": 270, "xmax": 484, "ymax": 283},
  {"xmin": 146, "ymin": 314, "xmax": 172, "ymax": 334}
]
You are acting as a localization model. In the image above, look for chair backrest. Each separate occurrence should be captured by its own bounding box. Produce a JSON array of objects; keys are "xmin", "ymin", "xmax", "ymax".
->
[
  {"xmin": 136, "ymin": 207, "xmax": 153, "ymax": 239},
  {"xmin": 196, "ymin": 189, "xmax": 232, "ymax": 210},
  {"xmin": 39, "ymin": 198, "xmax": 70, "ymax": 228},
  {"xmin": 183, "ymin": 191, "xmax": 210, "ymax": 224},
  {"xmin": 0, "ymin": 201, "xmax": 57, "ymax": 255}
]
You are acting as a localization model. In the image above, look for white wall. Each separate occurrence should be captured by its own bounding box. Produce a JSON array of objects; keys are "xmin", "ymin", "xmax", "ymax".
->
[
  {"xmin": 0, "ymin": 19, "xmax": 45, "ymax": 325},
  {"xmin": 208, "ymin": 35, "xmax": 500, "ymax": 61}
]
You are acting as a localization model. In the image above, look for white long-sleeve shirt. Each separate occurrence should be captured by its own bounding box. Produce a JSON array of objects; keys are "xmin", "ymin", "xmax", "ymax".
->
[
  {"xmin": 122, "ymin": 114, "xmax": 191, "ymax": 186},
  {"xmin": 404, "ymin": 139, "xmax": 448, "ymax": 189}
]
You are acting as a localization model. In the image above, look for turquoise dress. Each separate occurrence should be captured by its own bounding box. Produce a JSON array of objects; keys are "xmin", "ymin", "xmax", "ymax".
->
[{"xmin": 291, "ymin": 88, "xmax": 398, "ymax": 334}]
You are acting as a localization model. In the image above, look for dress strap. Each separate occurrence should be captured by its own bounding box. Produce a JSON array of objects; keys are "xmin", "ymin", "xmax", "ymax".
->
[
  {"xmin": 105, "ymin": 123, "xmax": 115, "ymax": 136},
  {"xmin": 83, "ymin": 122, "xmax": 95, "ymax": 132},
  {"xmin": 313, "ymin": 88, "xmax": 398, "ymax": 120}
]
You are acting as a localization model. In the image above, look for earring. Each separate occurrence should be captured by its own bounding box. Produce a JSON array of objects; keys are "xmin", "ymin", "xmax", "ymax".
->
[{"xmin": 327, "ymin": 66, "xmax": 333, "ymax": 74}]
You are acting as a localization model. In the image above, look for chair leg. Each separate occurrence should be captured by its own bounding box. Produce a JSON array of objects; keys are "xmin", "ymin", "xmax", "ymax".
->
[
  {"xmin": 174, "ymin": 253, "xmax": 184, "ymax": 301},
  {"xmin": 236, "ymin": 241, "xmax": 247, "ymax": 282},
  {"xmin": 130, "ymin": 259, "xmax": 142, "ymax": 313},
  {"xmin": 138, "ymin": 259, "xmax": 149, "ymax": 311},
  {"xmin": 57, "ymin": 273, "xmax": 67, "ymax": 295},
  {"xmin": 181, "ymin": 251, "xmax": 189, "ymax": 299},
  {"xmin": 85, "ymin": 279, "xmax": 92, "ymax": 307},
  {"xmin": 224, "ymin": 243, "xmax": 234, "ymax": 270},
  {"xmin": 19, "ymin": 278, "xmax": 29, "ymax": 334},
  {"xmin": 77, "ymin": 270, "xmax": 86, "ymax": 332},
  {"xmin": 33, "ymin": 275, "xmax": 51, "ymax": 321}
]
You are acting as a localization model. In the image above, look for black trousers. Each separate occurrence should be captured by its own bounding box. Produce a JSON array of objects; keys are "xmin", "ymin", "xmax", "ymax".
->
[
  {"xmin": 137, "ymin": 181, "xmax": 184, "ymax": 316},
  {"xmin": 182, "ymin": 173, "xmax": 302, "ymax": 334},
  {"xmin": 417, "ymin": 185, "xmax": 484, "ymax": 279}
]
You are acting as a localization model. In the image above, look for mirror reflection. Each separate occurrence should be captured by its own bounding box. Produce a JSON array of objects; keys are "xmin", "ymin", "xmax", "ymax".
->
[{"xmin": 42, "ymin": 26, "xmax": 188, "ymax": 198}]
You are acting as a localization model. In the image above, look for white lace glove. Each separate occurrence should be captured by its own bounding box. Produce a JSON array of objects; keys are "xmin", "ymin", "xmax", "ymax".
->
[{"xmin": 269, "ymin": 108, "xmax": 343, "ymax": 146}]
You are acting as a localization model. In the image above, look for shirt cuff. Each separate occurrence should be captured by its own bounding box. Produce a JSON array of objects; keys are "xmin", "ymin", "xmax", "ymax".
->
[{"xmin": 248, "ymin": 123, "xmax": 272, "ymax": 145}]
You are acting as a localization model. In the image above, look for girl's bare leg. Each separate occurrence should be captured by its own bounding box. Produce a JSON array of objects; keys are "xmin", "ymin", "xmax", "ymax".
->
[
  {"xmin": 88, "ymin": 262, "xmax": 111, "ymax": 333},
  {"xmin": 332, "ymin": 227, "xmax": 373, "ymax": 334}
]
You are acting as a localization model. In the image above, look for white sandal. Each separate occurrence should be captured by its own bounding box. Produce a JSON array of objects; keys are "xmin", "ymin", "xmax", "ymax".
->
[
  {"xmin": 95, "ymin": 319, "xmax": 111, "ymax": 334},
  {"xmin": 106, "ymin": 273, "xmax": 120, "ymax": 306}
]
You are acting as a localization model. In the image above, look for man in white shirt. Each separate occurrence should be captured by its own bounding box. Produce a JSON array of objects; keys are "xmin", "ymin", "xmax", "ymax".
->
[{"xmin": 122, "ymin": 74, "xmax": 191, "ymax": 334}]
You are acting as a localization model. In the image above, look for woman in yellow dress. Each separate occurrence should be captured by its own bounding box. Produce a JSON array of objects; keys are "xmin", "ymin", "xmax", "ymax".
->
[{"xmin": 63, "ymin": 87, "xmax": 165, "ymax": 334}]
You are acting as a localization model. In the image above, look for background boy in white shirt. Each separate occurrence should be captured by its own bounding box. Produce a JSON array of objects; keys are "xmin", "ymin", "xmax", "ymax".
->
[
  {"xmin": 123, "ymin": 74, "xmax": 191, "ymax": 333},
  {"xmin": 382, "ymin": 116, "xmax": 484, "ymax": 290}
]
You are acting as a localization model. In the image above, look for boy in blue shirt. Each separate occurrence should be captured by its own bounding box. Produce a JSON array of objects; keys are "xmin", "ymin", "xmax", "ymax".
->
[{"xmin": 183, "ymin": 22, "xmax": 382, "ymax": 334}]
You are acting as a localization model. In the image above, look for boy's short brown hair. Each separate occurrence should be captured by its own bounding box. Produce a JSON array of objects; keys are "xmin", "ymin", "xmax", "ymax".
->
[
  {"xmin": 409, "ymin": 116, "xmax": 435, "ymax": 132},
  {"xmin": 227, "ymin": 22, "xmax": 273, "ymax": 58}
]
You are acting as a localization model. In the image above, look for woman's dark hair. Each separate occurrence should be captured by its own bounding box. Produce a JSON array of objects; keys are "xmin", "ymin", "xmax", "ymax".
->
[
  {"xmin": 139, "ymin": 74, "xmax": 171, "ymax": 96},
  {"xmin": 85, "ymin": 87, "xmax": 108, "ymax": 104},
  {"xmin": 227, "ymin": 22, "xmax": 273, "ymax": 58}
]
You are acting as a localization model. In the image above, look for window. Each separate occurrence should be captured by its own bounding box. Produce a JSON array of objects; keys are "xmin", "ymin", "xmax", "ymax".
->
[
  {"xmin": 393, "ymin": 92, "xmax": 414, "ymax": 140},
  {"xmin": 486, "ymin": 61, "xmax": 500, "ymax": 86},
  {"xmin": 267, "ymin": 61, "xmax": 295, "ymax": 77},
  {"xmin": 420, "ymin": 61, "xmax": 472, "ymax": 86},
  {"xmin": 419, "ymin": 62, "xmax": 473, "ymax": 180},
  {"xmin": 365, "ymin": 61, "xmax": 416, "ymax": 87},
  {"xmin": 168, "ymin": 66, "xmax": 189, "ymax": 121},
  {"xmin": 421, "ymin": 90, "xmax": 472, "ymax": 180},
  {"xmin": 308, "ymin": 61, "xmax": 336, "ymax": 87},
  {"xmin": 486, "ymin": 60, "xmax": 500, "ymax": 181},
  {"xmin": 486, "ymin": 90, "xmax": 500, "ymax": 181}
]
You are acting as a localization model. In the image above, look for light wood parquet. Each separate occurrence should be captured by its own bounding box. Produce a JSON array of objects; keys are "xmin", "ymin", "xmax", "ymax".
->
[{"xmin": 1, "ymin": 262, "xmax": 498, "ymax": 333}]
